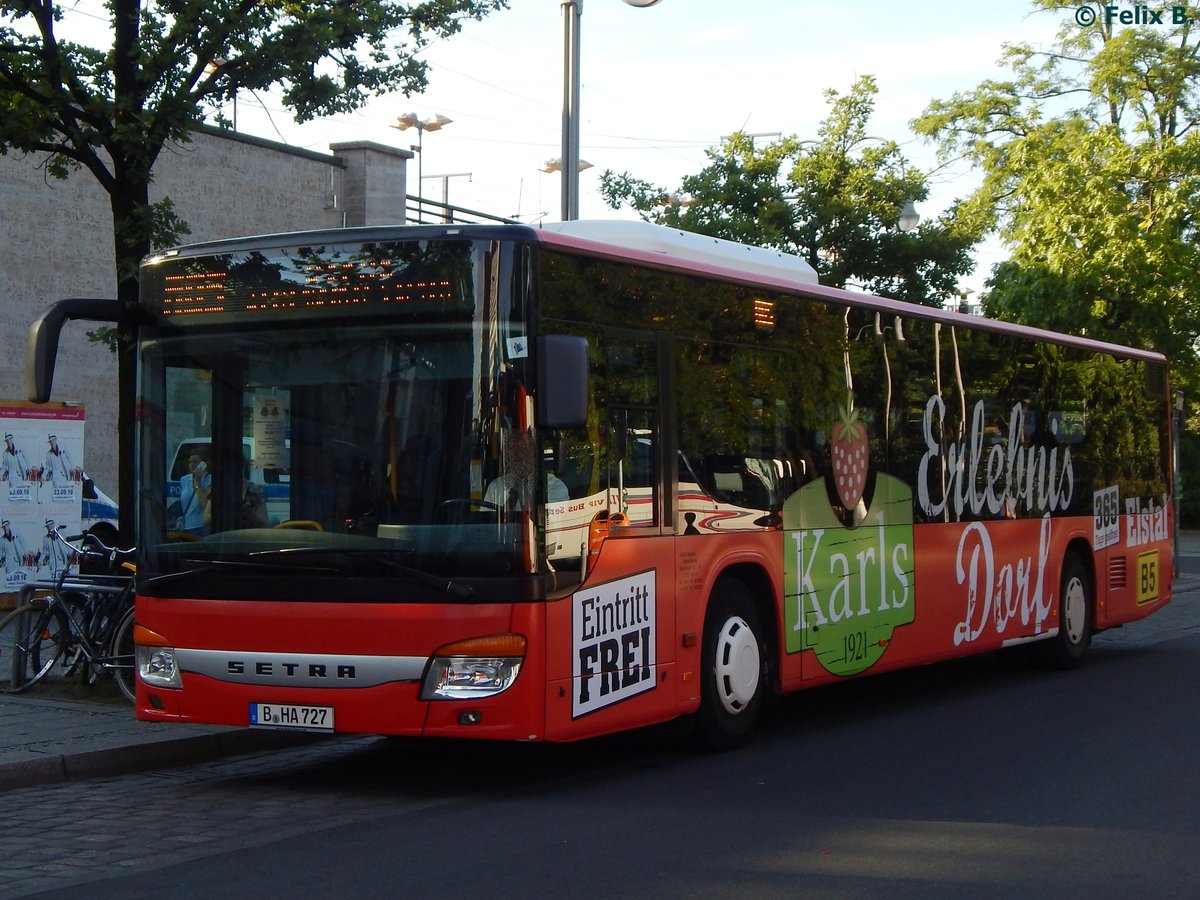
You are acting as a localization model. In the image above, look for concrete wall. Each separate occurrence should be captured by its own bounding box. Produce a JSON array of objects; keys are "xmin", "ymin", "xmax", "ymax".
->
[{"xmin": 0, "ymin": 127, "xmax": 411, "ymax": 500}]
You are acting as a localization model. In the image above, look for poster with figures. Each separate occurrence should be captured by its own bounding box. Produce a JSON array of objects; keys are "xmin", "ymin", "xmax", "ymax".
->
[{"xmin": 0, "ymin": 403, "xmax": 85, "ymax": 592}]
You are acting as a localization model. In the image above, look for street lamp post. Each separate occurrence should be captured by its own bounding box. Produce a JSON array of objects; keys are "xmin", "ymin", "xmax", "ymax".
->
[
  {"xmin": 392, "ymin": 112, "xmax": 453, "ymax": 222},
  {"xmin": 560, "ymin": 0, "xmax": 663, "ymax": 221}
]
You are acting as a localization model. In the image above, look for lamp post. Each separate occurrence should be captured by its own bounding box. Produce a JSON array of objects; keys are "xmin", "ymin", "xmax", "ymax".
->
[
  {"xmin": 560, "ymin": 0, "xmax": 663, "ymax": 221},
  {"xmin": 392, "ymin": 112, "xmax": 453, "ymax": 222}
]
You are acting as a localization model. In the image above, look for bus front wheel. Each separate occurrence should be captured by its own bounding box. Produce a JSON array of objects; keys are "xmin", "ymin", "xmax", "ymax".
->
[{"xmin": 696, "ymin": 579, "xmax": 766, "ymax": 751}]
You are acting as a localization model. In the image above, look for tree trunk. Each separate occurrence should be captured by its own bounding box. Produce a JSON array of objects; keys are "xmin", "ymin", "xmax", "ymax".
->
[{"xmin": 111, "ymin": 177, "xmax": 152, "ymax": 542}]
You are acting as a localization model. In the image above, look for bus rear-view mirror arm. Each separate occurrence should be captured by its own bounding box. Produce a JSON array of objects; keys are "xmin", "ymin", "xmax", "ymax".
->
[{"xmin": 26, "ymin": 298, "xmax": 122, "ymax": 403}]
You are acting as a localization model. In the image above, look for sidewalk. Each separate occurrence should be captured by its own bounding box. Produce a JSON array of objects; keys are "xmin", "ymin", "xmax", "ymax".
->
[
  {"xmin": 3, "ymin": 533, "xmax": 1200, "ymax": 793},
  {"xmin": 0, "ymin": 681, "xmax": 323, "ymax": 791}
]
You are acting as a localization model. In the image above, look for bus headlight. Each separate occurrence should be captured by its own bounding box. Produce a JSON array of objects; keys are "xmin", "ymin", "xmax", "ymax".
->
[
  {"xmin": 133, "ymin": 625, "xmax": 182, "ymax": 689},
  {"xmin": 420, "ymin": 633, "xmax": 526, "ymax": 700}
]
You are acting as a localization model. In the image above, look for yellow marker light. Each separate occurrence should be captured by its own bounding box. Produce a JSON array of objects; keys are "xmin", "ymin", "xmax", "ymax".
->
[
  {"xmin": 433, "ymin": 633, "xmax": 526, "ymax": 658},
  {"xmin": 133, "ymin": 625, "xmax": 169, "ymax": 647}
]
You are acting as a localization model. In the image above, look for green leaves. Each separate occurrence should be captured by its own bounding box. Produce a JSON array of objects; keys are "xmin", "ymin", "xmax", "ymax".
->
[
  {"xmin": 599, "ymin": 75, "xmax": 980, "ymax": 307},
  {"xmin": 0, "ymin": 0, "xmax": 508, "ymax": 287},
  {"xmin": 915, "ymin": 1, "xmax": 1200, "ymax": 393}
]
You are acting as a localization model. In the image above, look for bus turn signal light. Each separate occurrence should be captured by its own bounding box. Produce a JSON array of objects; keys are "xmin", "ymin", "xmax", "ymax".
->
[{"xmin": 433, "ymin": 633, "xmax": 526, "ymax": 658}]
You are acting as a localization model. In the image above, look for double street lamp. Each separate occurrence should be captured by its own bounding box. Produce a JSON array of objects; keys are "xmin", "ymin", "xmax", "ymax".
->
[
  {"xmin": 393, "ymin": 111, "xmax": 453, "ymax": 222},
  {"xmin": 540, "ymin": 157, "xmax": 593, "ymax": 174},
  {"xmin": 559, "ymin": 0, "xmax": 663, "ymax": 221}
]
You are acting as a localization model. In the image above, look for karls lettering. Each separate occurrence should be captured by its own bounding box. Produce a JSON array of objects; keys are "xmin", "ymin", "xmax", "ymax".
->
[
  {"xmin": 790, "ymin": 525, "xmax": 910, "ymax": 633},
  {"xmin": 782, "ymin": 472, "xmax": 916, "ymax": 675},
  {"xmin": 918, "ymin": 397, "xmax": 1074, "ymax": 520}
]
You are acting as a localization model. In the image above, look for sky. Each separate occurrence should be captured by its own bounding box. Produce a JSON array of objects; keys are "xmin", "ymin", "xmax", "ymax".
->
[{"xmin": 52, "ymin": 0, "xmax": 1068, "ymax": 296}]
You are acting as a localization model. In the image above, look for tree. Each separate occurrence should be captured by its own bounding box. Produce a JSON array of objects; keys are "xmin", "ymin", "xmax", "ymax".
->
[
  {"xmin": 913, "ymin": 1, "xmax": 1200, "ymax": 388},
  {"xmin": 599, "ymin": 75, "xmax": 980, "ymax": 306},
  {"xmin": 0, "ymin": 0, "xmax": 507, "ymax": 533}
]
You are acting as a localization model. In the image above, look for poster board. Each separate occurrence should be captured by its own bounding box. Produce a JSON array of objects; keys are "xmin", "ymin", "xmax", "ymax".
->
[{"xmin": 0, "ymin": 402, "xmax": 85, "ymax": 594}]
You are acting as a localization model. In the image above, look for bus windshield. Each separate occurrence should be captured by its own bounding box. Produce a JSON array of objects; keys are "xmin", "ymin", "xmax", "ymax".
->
[{"xmin": 136, "ymin": 241, "xmax": 542, "ymax": 599}]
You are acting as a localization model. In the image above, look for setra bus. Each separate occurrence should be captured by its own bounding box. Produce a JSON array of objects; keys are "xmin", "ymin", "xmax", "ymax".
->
[{"xmin": 28, "ymin": 220, "xmax": 1175, "ymax": 748}]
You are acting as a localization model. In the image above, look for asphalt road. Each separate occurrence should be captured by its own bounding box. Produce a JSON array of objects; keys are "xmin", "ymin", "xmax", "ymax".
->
[{"xmin": 5, "ymin": 584, "xmax": 1199, "ymax": 900}]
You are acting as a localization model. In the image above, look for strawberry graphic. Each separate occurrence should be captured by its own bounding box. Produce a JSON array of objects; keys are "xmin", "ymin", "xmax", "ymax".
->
[{"xmin": 831, "ymin": 395, "xmax": 868, "ymax": 509}]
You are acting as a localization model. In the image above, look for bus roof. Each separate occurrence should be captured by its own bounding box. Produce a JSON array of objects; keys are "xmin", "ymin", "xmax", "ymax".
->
[
  {"xmin": 532, "ymin": 221, "xmax": 1167, "ymax": 366},
  {"xmin": 538, "ymin": 220, "xmax": 820, "ymax": 285},
  {"xmin": 145, "ymin": 220, "xmax": 1166, "ymax": 367}
]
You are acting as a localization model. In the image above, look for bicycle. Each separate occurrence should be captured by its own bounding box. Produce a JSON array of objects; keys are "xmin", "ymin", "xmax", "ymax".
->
[{"xmin": 0, "ymin": 529, "xmax": 136, "ymax": 702}]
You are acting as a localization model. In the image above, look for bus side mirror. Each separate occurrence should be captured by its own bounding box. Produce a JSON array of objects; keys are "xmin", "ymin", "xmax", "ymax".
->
[
  {"xmin": 26, "ymin": 298, "xmax": 122, "ymax": 402},
  {"xmin": 536, "ymin": 335, "xmax": 588, "ymax": 430}
]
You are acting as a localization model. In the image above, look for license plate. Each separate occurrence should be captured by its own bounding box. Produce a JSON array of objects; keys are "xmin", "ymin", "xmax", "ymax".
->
[{"xmin": 249, "ymin": 702, "xmax": 334, "ymax": 732}]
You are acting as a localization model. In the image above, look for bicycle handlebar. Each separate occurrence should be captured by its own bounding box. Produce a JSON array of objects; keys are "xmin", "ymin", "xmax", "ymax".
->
[{"xmin": 54, "ymin": 527, "xmax": 134, "ymax": 560}]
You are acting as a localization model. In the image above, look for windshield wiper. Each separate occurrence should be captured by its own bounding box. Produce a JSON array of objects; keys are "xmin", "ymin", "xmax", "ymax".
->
[
  {"xmin": 376, "ymin": 557, "xmax": 475, "ymax": 599},
  {"xmin": 143, "ymin": 557, "xmax": 341, "ymax": 588}
]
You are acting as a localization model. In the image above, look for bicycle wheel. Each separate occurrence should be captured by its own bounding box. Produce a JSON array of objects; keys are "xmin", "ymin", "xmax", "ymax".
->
[
  {"xmin": 0, "ymin": 599, "xmax": 68, "ymax": 693},
  {"xmin": 66, "ymin": 591, "xmax": 104, "ymax": 685},
  {"xmin": 110, "ymin": 606, "xmax": 137, "ymax": 703},
  {"xmin": 80, "ymin": 591, "xmax": 125, "ymax": 688}
]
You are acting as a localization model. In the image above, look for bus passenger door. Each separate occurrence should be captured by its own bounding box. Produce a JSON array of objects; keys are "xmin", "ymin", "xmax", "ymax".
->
[{"xmin": 605, "ymin": 406, "xmax": 660, "ymax": 528}]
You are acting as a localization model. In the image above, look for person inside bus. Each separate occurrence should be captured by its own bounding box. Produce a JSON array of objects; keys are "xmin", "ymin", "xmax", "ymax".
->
[
  {"xmin": 239, "ymin": 467, "xmax": 269, "ymax": 528},
  {"xmin": 484, "ymin": 466, "xmax": 569, "ymax": 512},
  {"xmin": 177, "ymin": 448, "xmax": 213, "ymax": 536}
]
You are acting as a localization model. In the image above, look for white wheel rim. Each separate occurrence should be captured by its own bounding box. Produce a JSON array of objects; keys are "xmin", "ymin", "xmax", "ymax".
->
[
  {"xmin": 714, "ymin": 615, "xmax": 760, "ymax": 715},
  {"xmin": 1063, "ymin": 576, "xmax": 1087, "ymax": 644}
]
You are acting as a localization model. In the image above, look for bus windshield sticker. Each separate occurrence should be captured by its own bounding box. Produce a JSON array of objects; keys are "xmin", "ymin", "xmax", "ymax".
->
[{"xmin": 506, "ymin": 336, "xmax": 529, "ymax": 359}]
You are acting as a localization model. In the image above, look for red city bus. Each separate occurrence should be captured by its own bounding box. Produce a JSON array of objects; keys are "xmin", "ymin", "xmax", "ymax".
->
[{"xmin": 29, "ymin": 220, "xmax": 1174, "ymax": 748}]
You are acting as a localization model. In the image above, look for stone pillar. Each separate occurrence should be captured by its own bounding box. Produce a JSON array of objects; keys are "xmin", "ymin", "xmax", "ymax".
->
[{"xmin": 329, "ymin": 142, "xmax": 413, "ymax": 227}]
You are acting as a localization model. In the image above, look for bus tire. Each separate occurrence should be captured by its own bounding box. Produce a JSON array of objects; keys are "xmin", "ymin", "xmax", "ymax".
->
[
  {"xmin": 111, "ymin": 606, "xmax": 137, "ymax": 704},
  {"xmin": 1038, "ymin": 553, "xmax": 1092, "ymax": 669},
  {"xmin": 696, "ymin": 579, "xmax": 766, "ymax": 751}
]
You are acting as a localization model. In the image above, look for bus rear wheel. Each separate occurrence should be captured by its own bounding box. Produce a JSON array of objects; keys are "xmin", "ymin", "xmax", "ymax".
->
[
  {"xmin": 1037, "ymin": 553, "xmax": 1092, "ymax": 669},
  {"xmin": 696, "ymin": 579, "xmax": 766, "ymax": 751}
]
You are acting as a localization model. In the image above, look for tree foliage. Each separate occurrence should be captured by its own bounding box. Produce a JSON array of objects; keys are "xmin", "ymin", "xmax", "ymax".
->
[
  {"xmin": 913, "ymin": 1, "xmax": 1200, "ymax": 389},
  {"xmin": 1, "ymin": 0, "xmax": 506, "ymax": 283},
  {"xmin": 0, "ymin": 0, "xmax": 506, "ymax": 531},
  {"xmin": 599, "ymin": 75, "xmax": 980, "ymax": 306}
]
